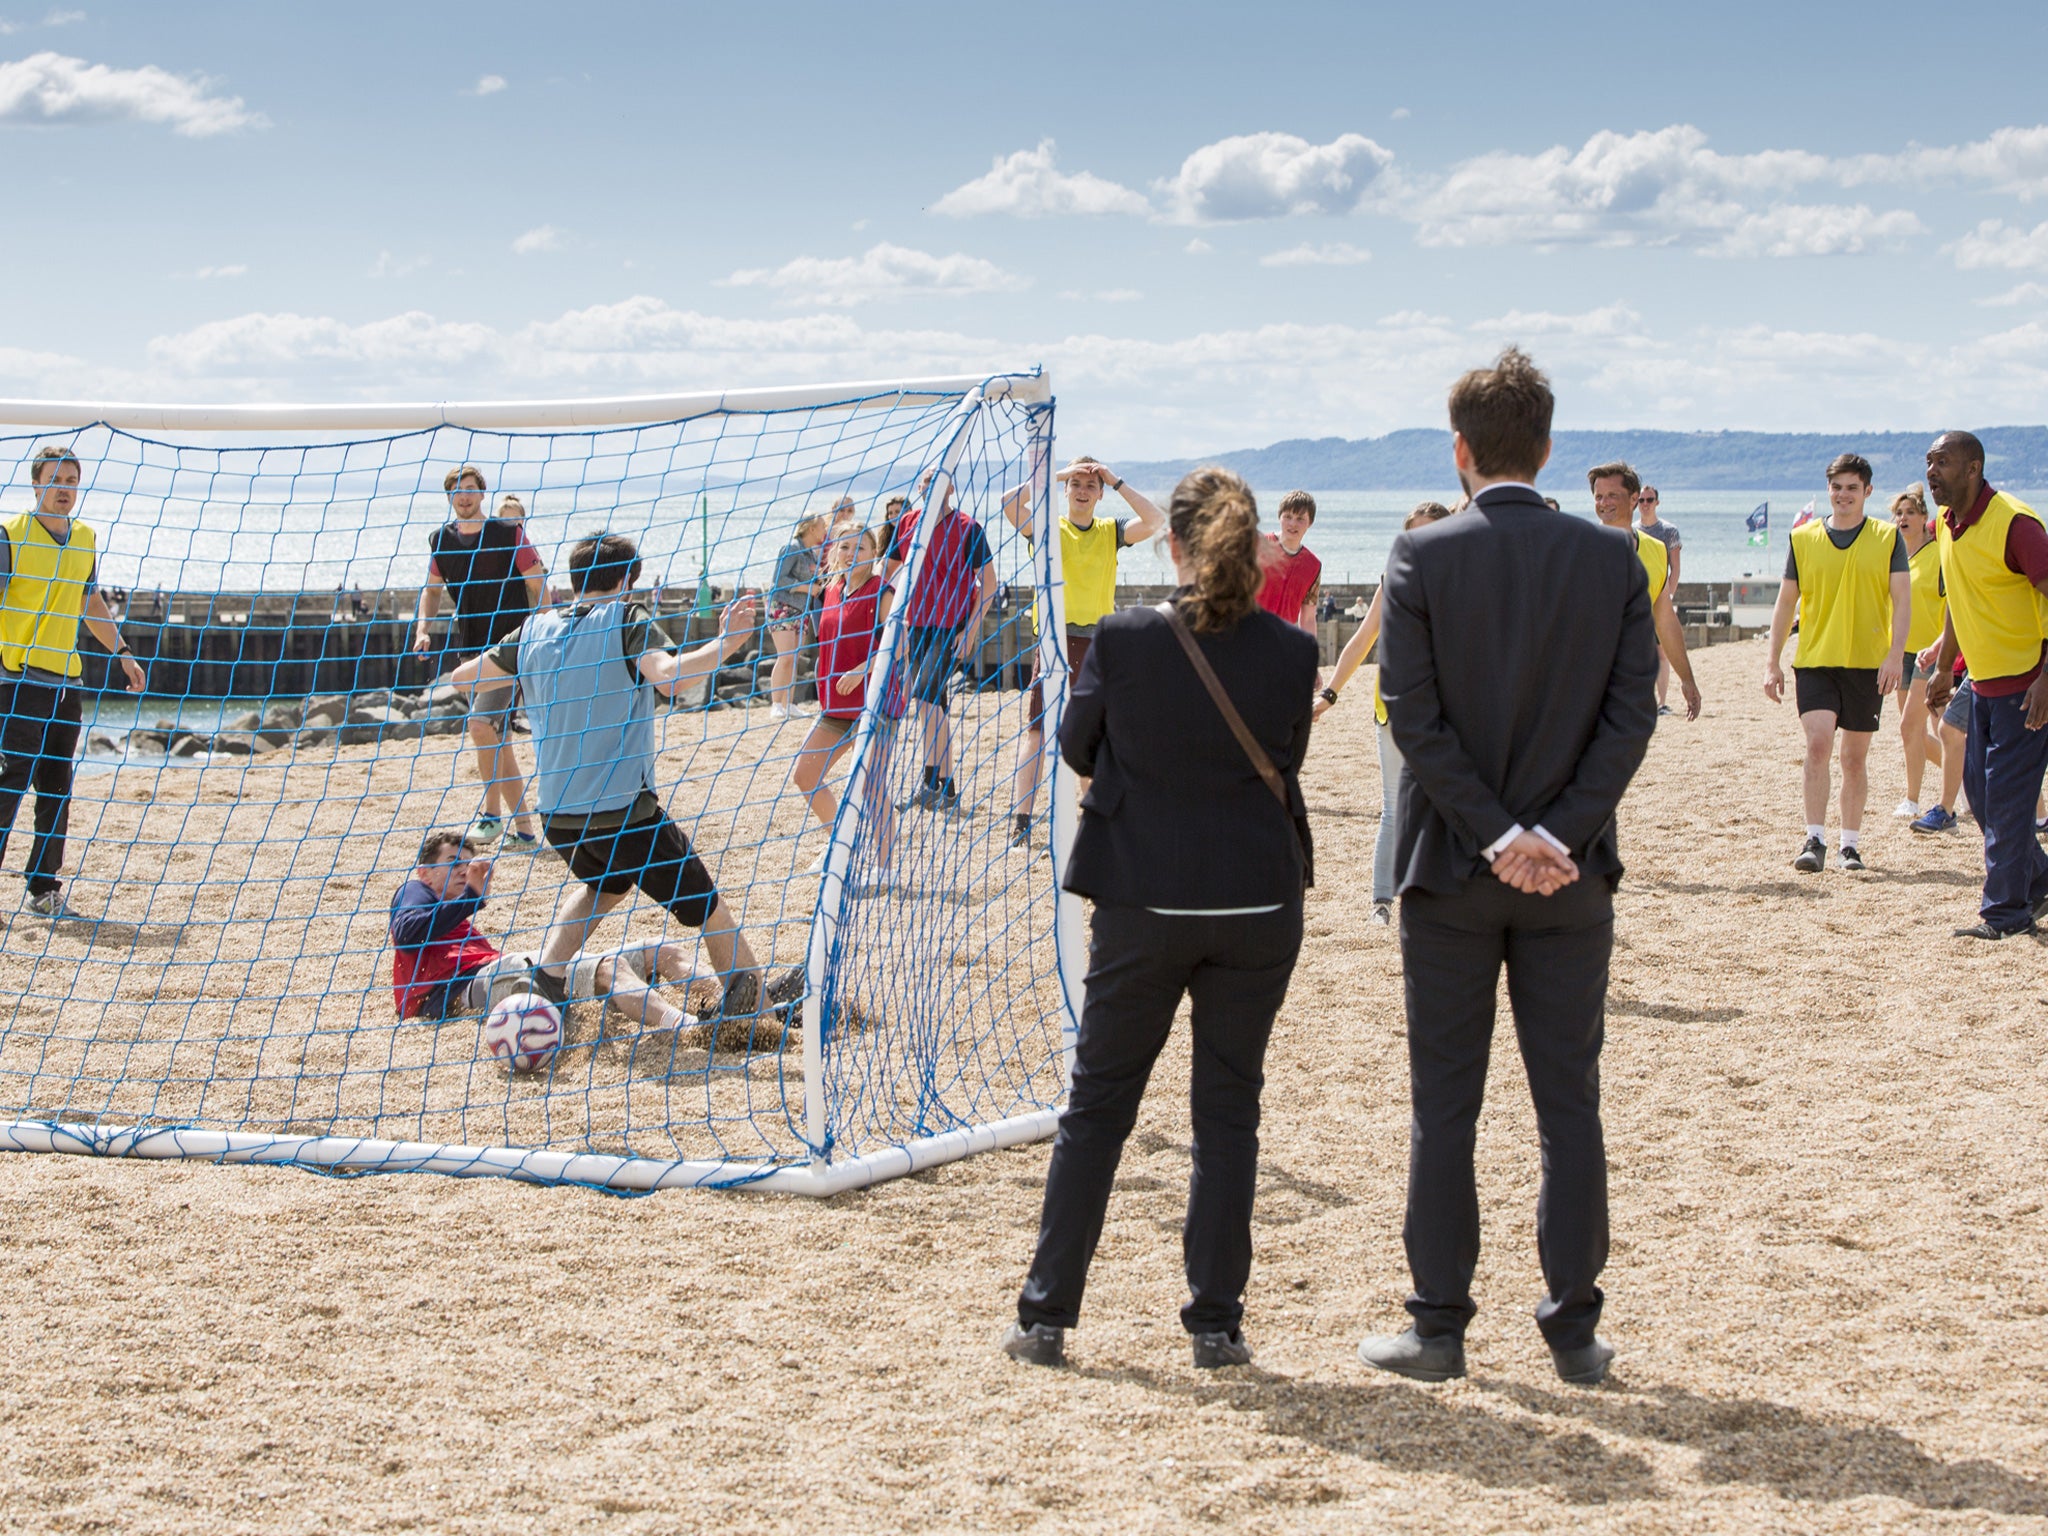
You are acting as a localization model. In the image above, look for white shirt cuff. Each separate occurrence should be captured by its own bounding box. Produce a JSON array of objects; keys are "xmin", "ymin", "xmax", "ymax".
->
[
  {"xmin": 1533, "ymin": 825, "xmax": 1569, "ymax": 855},
  {"xmin": 1482, "ymin": 824, "xmax": 1524, "ymax": 862}
]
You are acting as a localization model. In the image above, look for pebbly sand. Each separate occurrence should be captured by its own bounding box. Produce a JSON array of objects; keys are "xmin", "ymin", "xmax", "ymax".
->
[{"xmin": 2, "ymin": 635, "xmax": 2046, "ymax": 1534}]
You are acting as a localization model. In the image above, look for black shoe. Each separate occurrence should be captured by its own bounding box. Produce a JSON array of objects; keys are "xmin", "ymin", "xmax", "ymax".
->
[
  {"xmin": 1357, "ymin": 1327, "xmax": 1466, "ymax": 1382},
  {"xmin": 718, "ymin": 969, "xmax": 761, "ymax": 1020},
  {"xmin": 1551, "ymin": 1337, "xmax": 1616, "ymax": 1386},
  {"xmin": 1955, "ymin": 920, "xmax": 2034, "ymax": 940},
  {"xmin": 934, "ymin": 787, "xmax": 963, "ymax": 815},
  {"xmin": 1009, "ymin": 817, "xmax": 1032, "ymax": 850},
  {"xmin": 528, "ymin": 965, "xmax": 570, "ymax": 1008},
  {"xmin": 896, "ymin": 785, "xmax": 937, "ymax": 813},
  {"xmin": 2030, "ymin": 891, "xmax": 2048, "ymax": 926},
  {"xmin": 1837, "ymin": 843, "xmax": 1865, "ymax": 872},
  {"xmin": 1000, "ymin": 1321, "xmax": 1066, "ymax": 1368},
  {"xmin": 1656, "ymin": 704, "xmax": 1675, "ymax": 717},
  {"xmin": 1793, "ymin": 835, "xmax": 1826, "ymax": 873},
  {"xmin": 1191, "ymin": 1330, "xmax": 1253, "ymax": 1369}
]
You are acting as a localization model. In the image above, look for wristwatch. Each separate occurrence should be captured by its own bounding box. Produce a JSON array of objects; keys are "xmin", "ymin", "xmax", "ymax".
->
[{"xmin": 1318, "ymin": 686, "xmax": 1339, "ymax": 706}]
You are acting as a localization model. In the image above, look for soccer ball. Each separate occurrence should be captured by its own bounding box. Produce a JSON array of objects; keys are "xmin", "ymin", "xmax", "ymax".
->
[{"xmin": 483, "ymin": 992, "xmax": 563, "ymax": 1074}]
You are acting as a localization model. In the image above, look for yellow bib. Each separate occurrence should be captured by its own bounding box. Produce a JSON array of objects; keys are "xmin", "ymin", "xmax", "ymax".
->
[
  {"xmin": 0, "ymin": 510, "xmax": 95, "ymax": 678},
  {"xmin": 1904, "ymin": 537, "xmax": 1946, "ymax": 653},
  {"xmin": 1936, "ymin": 490, "xmax": 2048, "ymax": 682},
  {"xmin": 1634, "ymin": 529, "xmax": 1669, "ymax": 603},
  {"xmin": 1790, "ymin": 516, "xmax": 1898, "ymax": 669},
  {"xmin": 1031, "ymin": 515, "xmax": 1123, "ymax": 633}
]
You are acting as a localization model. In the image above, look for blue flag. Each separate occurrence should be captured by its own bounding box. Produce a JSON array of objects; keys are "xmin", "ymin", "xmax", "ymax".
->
[{"xmin": 1746, "ymin": 501, "xmax": 1769, "ymax": 546}]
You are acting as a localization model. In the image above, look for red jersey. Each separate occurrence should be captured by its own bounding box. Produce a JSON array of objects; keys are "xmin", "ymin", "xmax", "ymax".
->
[
  {"xmin": 388, "ymin": 877, "xmax": 501, "ymax": 1019},
  {"xmin": 892, "ymin": 505, "xmax": 993, "ymax": 628},
  {"xmin": 1257, "ymin": 537, "xmax": 1321, "ymax": 625},
  {"xmin": 816, "ymin": 574, "xmax": 884, "ymax": 719}
]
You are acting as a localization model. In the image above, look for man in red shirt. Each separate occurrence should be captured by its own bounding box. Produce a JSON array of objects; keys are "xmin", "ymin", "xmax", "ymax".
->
[
  {"xmin": 883, "ymin": 474, "xmax": 996, "ymax": 812},
  {"xmin": 1257, "ymin": 490, "xmax": 1323, "ymax": 634}
]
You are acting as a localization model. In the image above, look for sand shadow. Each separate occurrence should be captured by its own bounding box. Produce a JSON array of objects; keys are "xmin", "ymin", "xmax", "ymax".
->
[
  {"xmin": 1612, "ymin": 1000, "xmax": 1745, "ymax": 1025},
  {"xmin": 1885, "ymin": 867, "xmax": 1979, "ymax": 888},
  {"xmin": 1081, "ymin": 1364, "xmax": 1662, "ymax": 1504},
  {"xmin": 1484, "ymin": 1379, "xmax": 2048, "ymax": 1515},
  {"xmin": 4, "ymin": 915, "xmax": 185, "ymax": 953},
  {"xmin": 1647, "ymin": 879, "xmax": 1815, "ymax": 900}
]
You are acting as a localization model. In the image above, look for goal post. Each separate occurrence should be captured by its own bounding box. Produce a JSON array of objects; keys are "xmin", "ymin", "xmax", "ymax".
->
[{"xmin": 0, "ymin": 368, "xmax": 1077, "ymax": 1195}]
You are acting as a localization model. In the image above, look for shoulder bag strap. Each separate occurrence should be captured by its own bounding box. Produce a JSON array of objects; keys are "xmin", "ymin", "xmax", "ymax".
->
[{"xmin": 1154, "ymin": 600, "xmax": 1289, "ymax": 813}]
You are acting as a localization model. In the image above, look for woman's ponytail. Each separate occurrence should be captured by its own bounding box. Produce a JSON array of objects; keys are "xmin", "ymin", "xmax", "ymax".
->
[{"xmin": 1169, "ymin": 467, "xmax": 1263, "ymax": 633}]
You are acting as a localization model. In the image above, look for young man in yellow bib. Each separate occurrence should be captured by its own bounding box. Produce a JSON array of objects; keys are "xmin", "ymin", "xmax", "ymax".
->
[
  {"xmin": 1764, "ymin": 454, "xmax": 1910, "ymax": 874},
  {"xmin": 1918, "ymin": 431, "xmax": 2048, "ymax": 939},
  {"xmin": 1588, "ymin": 463, "xmax": 1701, "ymax": 720},
  {"xmin": 1002, "ymin": 453, "xmax": 1163, "ymax": 849},
  {"xmin": 1, "ymin": 446, "xmax": 147, "ymax": 918}
]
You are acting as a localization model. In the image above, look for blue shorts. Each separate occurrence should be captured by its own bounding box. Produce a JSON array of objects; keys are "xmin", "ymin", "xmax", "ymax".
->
[{"xmin": 902, "ymin": 624, "xmax": 962, "ymax": 709}]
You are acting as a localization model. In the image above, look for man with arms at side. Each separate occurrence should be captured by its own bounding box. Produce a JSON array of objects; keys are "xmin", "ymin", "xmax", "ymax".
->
[
  {"xmin": 1357, "ymin": 349, "xmax": 1658, "ymax": 1388},
  {"xmin": 1634, "ymin": 485, "xmax": 1682, "ymax": 715},
  {"xmin": 1763, "ymin": 454, "xmax": 1909, "ymax": 875},
  {"xmin": 1002, "ymin": 453, "xmax": 1162, "ymax": 849},
  {"xmin": 0, "ymin": 445, "xmax": 147, "ymax": 919},
  {"xmin": 1919, "ymin": 432, "xmax": 2048, "ymax": 939},
  {"xmin": 1589, "ymin": 463, "xmax": 1700, "ymax": 721},
  {"xmin": 1258, "ymin": 491, "xmax": 1323, "ymax": 638},
  {"xmin": 884, "ymin": 473, "xmax": 997, "ymax": 814}
]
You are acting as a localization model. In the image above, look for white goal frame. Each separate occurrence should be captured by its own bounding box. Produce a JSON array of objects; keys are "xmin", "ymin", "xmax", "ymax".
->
[{"xmin": 0, "ymin": 367, "xmax": 1083, "ymax": 1196}]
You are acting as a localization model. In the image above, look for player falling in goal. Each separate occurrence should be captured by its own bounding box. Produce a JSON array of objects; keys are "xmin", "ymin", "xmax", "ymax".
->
[
  {"xmin": 1002, "ymin": 454, "xmax": 1162, "ymax": 850},
  {"xmin": 389, "ymin": 829, "xmax": 712, "ymax": 1038},
  {"xmin": 0, "ymin": 445, "xmax": 147, "ymax": 920},
  {"xmin": 448, "ymin": 532, "xmax": 799, "ymax": 1041}
]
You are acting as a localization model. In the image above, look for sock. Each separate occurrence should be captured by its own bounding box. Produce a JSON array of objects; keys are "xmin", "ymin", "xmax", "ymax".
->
[
  {"xmin": 1840, "ymin": 828, "xmax": 1860, "ymax": 849},
  {"xmin": 1805, "ymin": 824, "xmax": 1825, "ymax": 840},
  {"xmin": 923, "ymin": 766, "xmax": 941, "ymax": 790},
  {"xmin": 942, "ymin": 777, "xmax": 958, "ymax": 796}
]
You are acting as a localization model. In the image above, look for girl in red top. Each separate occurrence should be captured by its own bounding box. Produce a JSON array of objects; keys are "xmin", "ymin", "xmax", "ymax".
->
[{"xmin": 790, "ymin": 527, "xmax": 898, "ymax": 884}]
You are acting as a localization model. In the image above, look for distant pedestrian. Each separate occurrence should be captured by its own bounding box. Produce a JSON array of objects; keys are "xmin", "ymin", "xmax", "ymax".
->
[
  {"xmin": 1590, "ymin": 463, "xmax": 1701, "ymax": 720},
  {"xmin": 1634, "ymin": 485, "xmax": 1683, "ymax": 712},
  {"xmin": 883, "ymin": 473, "xmax": 996, "ymax": 813},
  {"xmin": 1888, "ymin": 484, "xmax": 1946, "ymax": 822},
  {"xmin": 0, "ymin": 445, "xmax": 148, "ymax": 919}
]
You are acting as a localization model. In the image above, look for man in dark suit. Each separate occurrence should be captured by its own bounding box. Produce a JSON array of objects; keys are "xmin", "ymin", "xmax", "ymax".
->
[{"xmin": 1358, "ymin": 348, "xmax": 1658, "ymax": 1387}]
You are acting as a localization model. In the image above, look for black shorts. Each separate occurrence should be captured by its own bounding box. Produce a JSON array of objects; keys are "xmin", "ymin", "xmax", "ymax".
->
[
  {"xmin": 1794, "ymin": 665, "xmax": 1883, "ymax": 733},
  {"xmin": 1027, "ymin": 632, "xmax": 1092, "ymax": 734},
  {"xmin": 542, "ymin": 807, "xmax": 721, "ymax": 928},
  {"xmin": 902, "ymin": 623, "xmax": 962, "ymax": 708}
]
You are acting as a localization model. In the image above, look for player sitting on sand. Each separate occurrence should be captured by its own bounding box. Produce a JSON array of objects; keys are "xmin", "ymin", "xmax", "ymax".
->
[
  {"xmin": 1589, "ymin": 462, "xmax": 1702, "ymax": 720},
  {"xmin": 1001, "ymin": 453, "xmax": 1162, "ymax": 849},
  {"xmin": 1765, "ymin": 453, "xmax": 1910, "ymax": 874},
  {"xmin": 389, "ymin": 829, "xmax": 709, "ymax": 1035},
  {"xmin": 788, "ymin": 524, "xmax": 899, "ymax": 888},
  {"xmin": 447, "ymin": 532, "xmax": 798, "ymax": 1040}
]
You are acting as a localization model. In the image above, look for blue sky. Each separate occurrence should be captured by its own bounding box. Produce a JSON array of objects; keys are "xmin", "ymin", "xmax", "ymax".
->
[{"xmin": 3, "ymin": 0, "xmax": 2047, "ymax": 456}]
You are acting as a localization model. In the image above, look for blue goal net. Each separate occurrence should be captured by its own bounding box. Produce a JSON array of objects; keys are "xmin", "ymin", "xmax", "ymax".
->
[{"xmin": 0, "ymin": 371, "xmax": 1079, "ymax": 1193}]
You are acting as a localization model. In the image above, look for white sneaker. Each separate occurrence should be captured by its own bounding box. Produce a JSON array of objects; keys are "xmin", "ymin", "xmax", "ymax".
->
[
  {"xmin": 769, "ymin": 705, "xmax": 789, "ymax": 721},
  {"xmin": 1893, "ymin": 800, "xmax": 1919, "ymax": 819},
  {"xmin": 804, "ymin": 852, "xmax": 828, "ymax": 876}
]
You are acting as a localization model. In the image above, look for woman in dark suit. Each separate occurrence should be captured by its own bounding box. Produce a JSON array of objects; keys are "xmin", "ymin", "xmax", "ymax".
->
[{"xmin": 1002, "ymin": 467, "xmax": 1319, "ymax": 1371}]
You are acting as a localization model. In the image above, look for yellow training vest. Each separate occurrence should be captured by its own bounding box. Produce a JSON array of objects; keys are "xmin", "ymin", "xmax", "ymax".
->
[
  {"xmin": 0, "ymin": 510, "xmax": 95, "ymax": 679},
  {"xmin": 1790, "ymin": 516, "xmax": 1899, "ymax": 670},
  {"xmin": 1031, "ymin": 515, "xmax": 1124, "ymax": 632},
  {"xmin": 1904, "ymin": 537, "xmax": 1946, "ymax": 653},
  {"xmin": 1633, "ymin": 530, "xmax": 1669, "ymax": 603},
  {"xmin": 1936, "ymin": 490, "xmax": 2048, "ymax": 682}
]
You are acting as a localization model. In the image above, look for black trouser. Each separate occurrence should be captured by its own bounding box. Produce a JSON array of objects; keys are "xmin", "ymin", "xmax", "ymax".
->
[
  {"xmin": 1399, "ymin": 876, "xmax": 1613, "ymax": 1351},
  {"xmin": 1018, "ymin": 899, "xmax": 1302, "ymax": 1337},
  {"xmin": 0, "ymin": 676, "xmax": 83, "ymax": 895}
]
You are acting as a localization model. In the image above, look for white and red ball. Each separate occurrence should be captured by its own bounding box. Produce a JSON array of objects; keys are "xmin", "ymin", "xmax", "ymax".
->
[{"xmin": 483, "ymin": 992, "xmax": 563, "ymax": 1074}]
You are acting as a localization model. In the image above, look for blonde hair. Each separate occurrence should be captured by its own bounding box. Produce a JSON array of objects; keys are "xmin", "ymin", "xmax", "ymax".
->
[
  {"xmin": 1168, "ymin": 467, "xmax": 1262, "ymax": 633},
  {"xmin": 794, "ymin": 514, "xmax": 829, "ymax": 545},
  {"xmin": 495, "ymin": 494, "xmax": 525, "ymax": 519},
  {"xmin": 1890, "ymin": 483, "xmax": 1929, "ymax": 519},
  {"xmin": 826, "ymin": 526, "xmax": 881, "ymax": 579}
]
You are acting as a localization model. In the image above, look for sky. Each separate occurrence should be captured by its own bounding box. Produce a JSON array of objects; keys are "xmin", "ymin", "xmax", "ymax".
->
[{"xmin": 2, "ymin": 0, "xmax": 2047, "ymax": 458}]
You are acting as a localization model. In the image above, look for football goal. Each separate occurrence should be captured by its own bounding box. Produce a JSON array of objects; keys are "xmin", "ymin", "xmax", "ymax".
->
[{"xmin": 0, "ymin": 368, "xmax": 1082, "ymax": 1195}]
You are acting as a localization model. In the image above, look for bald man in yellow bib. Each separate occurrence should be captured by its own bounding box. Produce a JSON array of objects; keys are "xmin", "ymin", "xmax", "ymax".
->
[
  {"xmin": 1765, "ymin": 453, "xmax": 1911, "ymax": 875},
  {"xmin": 0, "ymin": 446, "xmax": 146, "ymax": 919}
]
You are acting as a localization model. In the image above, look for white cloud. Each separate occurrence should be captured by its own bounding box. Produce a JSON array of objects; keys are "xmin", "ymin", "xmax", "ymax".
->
[
  {"xmin": 1261, "ymin": 241, "xmax": 1373, "ymax": 267},
  {"xmin": 1390, "ymin": 107, "xmax": 1411, "ymax": 121},
  {"xmin": 932, "ymin": 139, "xmax": 1151, "ymax": 219},
  {"xmin": 192, "ymin": 263, "xmax": 246, "ymax": 280},
  {"xmin": 510, "ymin": 224, "xmax": 564, "ymax": 255},
  {"xmin": 1981, "ymin": 281, "xmax": 2048, "ymax": 307},
  {"xmin": 1471, "ymin": 304, "xmax": 1644, "ymax": 338},
  {"xmin": 367, "ymin": 251, "xmax": 430, "ymax": 279},
  {"xmin": 43, "ymin": 8, "xmax": 84, "ymax": 24},
  {"xmin": 1708, "ymin": 203, "xmax": 1923, "ymax": 258},
  {"xmin": 1154, "ymin": 131, "xmax": 1394, "ymax": 223},
  {"xmin": 0, "ymin": 49, "xmax": 263, "ymax": 135},
  {"xmin": 722, "ymin": 242, "xmax": 1026, "ymax": 307},
  {"xmin": 1842, "ymin": 125, "xmax": 2048, "ymax": 199},
  {"xmin": 1184, "ymin": 238, "xmax": 1212, "ymax": 255},
  {"xmin": 1949, "ymin": 218, "xmax": 2048, "ymax": 271},
  {"xmin": 470, "ymin": 73, "xmax": 506, "ymax": 96},
  {"xmin": 1058, "ymin": 288, "xmax": 1143, "ymax": 302}
]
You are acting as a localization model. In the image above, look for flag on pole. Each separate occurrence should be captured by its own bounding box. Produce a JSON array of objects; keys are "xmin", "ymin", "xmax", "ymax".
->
[
  {"xmin": 1791, "ymin": 497, "xmax": 1817, "ymax": 530},
  {"xmin": 1746, "ymin": 501, "xmax": 1769, "ymax": 546}
]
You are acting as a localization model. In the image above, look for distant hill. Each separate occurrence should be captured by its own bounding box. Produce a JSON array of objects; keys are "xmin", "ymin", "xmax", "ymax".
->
[{"xmin": 1121, "ymin": 427, "xmax": 2048, "ymax": 491}]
